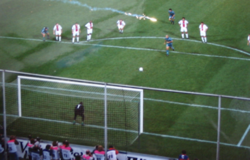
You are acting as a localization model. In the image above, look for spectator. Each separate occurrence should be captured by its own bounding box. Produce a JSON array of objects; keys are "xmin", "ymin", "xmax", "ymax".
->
[
  {"xmin": 51, "ymin": 141, "xmax": 60, "ymax": 160},
  {"xmin": 82, "ymin": 150, "xmax": 93, "ymax": 160},
  {"xmin": 107, "ymin": 145, "xmax": 118, "ymax": 160},
  {"xmin": 30, "ymin": 145, "xmax": 42, "ymax": 160},
  {"xmin": 60, "ymin": 140, "xmax": 73, "ymax": 160},
  {"xmin": 93, "ymin": 145, "xmax": 105, "ymax": 160},
  {"xmin": 43, "ymin": 144, "xmax": 51, "ymax": 160},
  {"xmin": 27, "ymin": 138, "xmax": 36, "ymax": 160},
  {"xmin": 0, "ymin": 134, "xmax": 4, "ymax": 160},
  {"xmin": 7, "ymin": 135, "xmax": 19, "ymax": 160},
  {"xmin": 178, "ymin": 150, "xmax": 189, "ymax": 160}
]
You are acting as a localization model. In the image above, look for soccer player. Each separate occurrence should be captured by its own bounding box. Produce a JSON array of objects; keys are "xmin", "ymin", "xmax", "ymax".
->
[
  {"xmin": 53, "ymin": 23, "xmax": 62, "ymax": 42},
  {"xmin": 247, "ymin": 34, "xmax": 250, "ymax": 46},
  {"xmin": 107, "ymin": 145, "xmax": 119, "ymax": 160},
  {"xmin": 73, "ymin": 102, "xmax": 85, "ymax": 126},
  {"xmin": 41, "ymin": 27, "xmax": 50, "ymax": 41},
  {"xmin": 178, "ymin": 150, "xmax": 190, "ymax": 160},
  {"xmin": 85, "ymin": 21, "xmax": 93, "ymax": 41},
  {"xmin": 72, "ymin": 23, "xmax": 81, "ymax": 43},
  {"xmin": 178, "ymin": 17, "xmax": 189, "ymax": 39},
  {"xmin": 82, "ymin": 150, "xmax": 93, "ymax": 160},
  {"xmin": 164, "ymin": 35, "xmax": 174, "ymax": 56},
  {"xmin": 168, "ymin": 8, "xmax": 175, "ymax": 24},
  {"xmin": 117, "ymin": 19, "xmax": 126, "ymax": 33},
  {"xmin": 199, "ymin": 22, "xmax": 208, "ymax": 43}
]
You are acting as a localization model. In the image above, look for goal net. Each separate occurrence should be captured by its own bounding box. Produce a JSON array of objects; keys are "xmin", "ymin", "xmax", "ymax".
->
[{"xmin": 14, "ymin": 76, "xmax": 143, "ymax": 147}]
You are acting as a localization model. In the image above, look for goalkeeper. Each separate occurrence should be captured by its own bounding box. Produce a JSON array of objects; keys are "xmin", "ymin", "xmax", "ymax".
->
[{"xmin": 73, "ymin": 102, "xmax": 85, "ymax": 126}]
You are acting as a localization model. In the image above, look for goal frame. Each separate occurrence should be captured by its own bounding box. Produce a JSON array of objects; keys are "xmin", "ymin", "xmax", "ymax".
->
[{"xmin": 17, "ymin": 75, "xmax": 144, "ymax": 133}]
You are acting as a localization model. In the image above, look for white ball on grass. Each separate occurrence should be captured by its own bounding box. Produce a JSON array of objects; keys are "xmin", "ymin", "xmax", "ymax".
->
[{"xmin": 139, "ymin": 67, "xmax": 143, "ymax": 71}]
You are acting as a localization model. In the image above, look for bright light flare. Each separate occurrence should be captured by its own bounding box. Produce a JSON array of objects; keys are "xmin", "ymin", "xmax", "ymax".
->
[{"xmin": 149, "ymin": 18, "xmax": 157, "ymax": 22}]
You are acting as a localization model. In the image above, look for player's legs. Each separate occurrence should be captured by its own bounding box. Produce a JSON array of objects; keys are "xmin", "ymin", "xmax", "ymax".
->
[
  {"xmin": 81, "ymin": 114, "xmax": 85, "ymax": 126},
  {"xmin": 87, "ymin": 29, "xmax": 92, "ymax": 41},
  {"xmin": 184, "ymin": 28, "xmax": 188, "ymax": 38},
  {"xmin": 166, "ymin": 45, "xmax": 170, "ymax": 55},
  {"xmin": 181, "ymin": 32, "xmax": 184, "ymax": 39},
  {"xmin": 46, "ymin": 32, "xmax": 50, "ymax": 39},
  {"xmin": 72, "ymin": 32, "xmax": 76, "ymax": 43},
  {"xmin": 41, "ymin": 33, "xmax": 46, "ymax": 41},
  {"xmin": 59, "ymin": 34, "xmax": 61, "ymax": 42},
  {"xmin": 200, "ymin": 32, "xmax": 205, "ymax": 43},
  {"xmin": 73, "ymin": 112, "xmax": 77, "ymax": 124},
  {"xmin": 185, "ymin": 32, "xmax": 189, "ymax": 39}
]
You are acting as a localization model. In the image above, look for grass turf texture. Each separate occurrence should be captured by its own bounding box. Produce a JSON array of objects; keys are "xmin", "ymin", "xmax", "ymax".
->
[{"xmin": 1, "ymin": 0, "xmax": 250, "ymax": 159}]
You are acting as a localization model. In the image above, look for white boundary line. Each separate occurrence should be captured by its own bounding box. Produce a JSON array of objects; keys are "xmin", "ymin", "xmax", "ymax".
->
[
  {"xmin": 237, "ymin": 124, "xmax": 250, "ymax": 146},
  {"xmin": 1, "ymin": 36, "xmax": 250, "ymax": 61},
  {"xmin": 3, "ymin": 114, "xmax": 250, "ymax": 149}
]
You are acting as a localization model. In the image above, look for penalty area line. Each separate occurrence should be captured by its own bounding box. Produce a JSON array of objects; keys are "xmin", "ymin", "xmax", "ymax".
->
[
  {"xmin": 0, "ymin": 36, "xmax": 250, "ymax": 61},
  {"xmin": 237, "ymin": 124, "xmax": 250, "ymax": 146}
]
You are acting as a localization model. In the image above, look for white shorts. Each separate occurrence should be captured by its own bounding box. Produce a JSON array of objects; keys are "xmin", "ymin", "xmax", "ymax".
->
[
  {"xmin": 200, "ymin": 31, "xmax": 206, "ymax": 36},
  {"xmin": 72, "ymin": 32, "xmax": 80, "ymax": 36},
  {"xmin": 180, "ymin": 27, "xmax": 188, "ymax": 32},
  {"xmin": 87, "ymin": 29, "xmax": 93, "ymax": 34},
  {"xmin": 117, "ymin": 25, "xmax": 124, "ymax": 29},
  {"xmin": 55, "ymin": 31, "xmax": 61, "ymax": 36}
]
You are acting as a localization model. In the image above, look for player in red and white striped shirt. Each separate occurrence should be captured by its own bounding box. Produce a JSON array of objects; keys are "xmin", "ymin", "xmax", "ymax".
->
[
  {"xmin": 117, "ymin": 19, "xmax": 126, "ymax": 34},
  {"xmin": 85, "ymin": 21, "xmax": 93, "ymax": 41},
  {"xmin": 72, "ymin": 23, "xmax": 81, "ymax": 43},
  {"xmin": 178, "ymin": 17, "xmax": 189, "ymax": 39},
  {"xmin": 53, "ymin": 23, "xmax": 62, "ymax": 42},
  {"xmin": 199, "ymin": 22, "xmax": 208, "ymax": 43}
]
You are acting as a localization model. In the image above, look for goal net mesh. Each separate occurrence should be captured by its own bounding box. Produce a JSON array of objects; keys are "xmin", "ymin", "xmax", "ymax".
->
[{"xmin": 9, "ymin": 76, "xmax": 142, "ymax": 147}]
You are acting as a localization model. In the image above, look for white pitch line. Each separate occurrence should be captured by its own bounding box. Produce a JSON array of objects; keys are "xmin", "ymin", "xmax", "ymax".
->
[
  {"xmin": 0, "ymin": 36, "xmax": 250, "ymax": 61},
  {"xmin": 3, "ymin": 113, "xmax": 250, "ymax": 149},
  {"xmin": 90, "ymin": 36, "xmax": 250, "ymax": 56},
  {"xmin": 237, "ymin": 124, "xmax": 250, "ymax": 146}
]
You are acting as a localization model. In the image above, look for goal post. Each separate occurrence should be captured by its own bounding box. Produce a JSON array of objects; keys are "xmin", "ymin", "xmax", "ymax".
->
[{"xmin": 17, "ymin": 75, "xmax": 143, "ymax": 146}]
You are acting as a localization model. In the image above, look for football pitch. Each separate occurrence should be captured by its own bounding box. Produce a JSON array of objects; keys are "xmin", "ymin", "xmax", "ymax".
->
[{"xmin": 1, "ymin": 0, "xmax": 250, "ymax": 159}]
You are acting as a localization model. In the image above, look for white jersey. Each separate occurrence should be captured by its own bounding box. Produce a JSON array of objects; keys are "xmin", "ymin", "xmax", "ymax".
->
[
  {"xmin": 53, "ymin": 24, "xmax": 62, "ymax": 32},
  {"xmin": 106, "ymin": 149, "xmax": 117, "ymax": 160},
  {"xmin": 72, "ymin": 24, "xmax": 80, "ymax": 33},
  {"xmin": 199, "ymin": 24, "xmax": 208, "ymax": 32},
  {"xmin": 43, "ymin": 150, "xmax": 51, "ymax": 160},
  {"xmin": 85, "ymin": 22, "xmax": 93, "ymax": 30},
  {"xmin": 7, "ymin": 140, "xmax": 17, "ymax": 153},
  {"xmin": 117, "ymin": 20, "xmax": 126, "ymax": 26},
  {"xmin": 178, "ymin": 20, "xmax": 188, "ymax": 28}
]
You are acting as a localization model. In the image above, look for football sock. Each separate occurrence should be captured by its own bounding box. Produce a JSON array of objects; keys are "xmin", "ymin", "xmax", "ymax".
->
[
  {"xmin": 59, "ymin": 37, "xmax": 61, "ymax": 41},
  {"xmin": 166, "ymin": 50, "xmax": 169, "ymax": 55},
  {"xmin": 43, "ymin": 37, "xmax": 45, "ymax": 41},
  {"xmin": 72, "ymin": 38, "xmax": 75, "ymax": 43},
  {"xmin": 89, "ymin": 35, "xmax": 92, "ymax": 40},
  {"xmin": 201, "ymin": 37, "xmax": 204, "ymax": 42},
  {"xmin": 182, "ymin": 34, "xmax": 184, "ymax": 38},
  {"xmin": 205, "ymin": 37, "xmax": 207, "ymax": 42},
  {"xmin": 77, "ymin": 37, "xmax": 79, "ymax": 42},
  {"xmin": 172, "ymin": 47, "xmax": 175, "ymax": 50},
  {"xmin": 186, "ymin": 34, "xmax": 189, "ymax": 38},
  {"xmin": 56, "ymin": 36, "xmax": 58, "ymax": 41},
  {"xmin": 87, "ymin": 35, "xmax": 89, "ymax": 40}
]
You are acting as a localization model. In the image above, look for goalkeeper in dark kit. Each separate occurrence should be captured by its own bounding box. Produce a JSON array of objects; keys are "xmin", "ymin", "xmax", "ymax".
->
[{"xmin": 73, "ymin": 102, "xmax": 84, "ymax": 126}]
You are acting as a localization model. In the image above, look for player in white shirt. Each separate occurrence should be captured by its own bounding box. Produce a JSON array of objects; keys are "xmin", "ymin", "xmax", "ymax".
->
[
  {"xmin": 53, "ymin": 23, "xmax": 62, "ymax": 42},
  {"xmin": 85, "ymin": 21, "xmax": 93, "ymax": 41},
  {"xmin": 117, "ymin": 19, "xmax": 126, "ymax": 33},
  {"xmin": 199, "ymin": 22, "xmax": 208, "ymax": 43},
  {"xmin": 247, "ymin": 34, "xmax": 250, "ymax": 46},
  {"xmin": 178, "ymin": 17, "xmax": 189, "ymax": 39},
  {"xmin": 72, "ymin": 23, "xmax": 81, "ymax": 43}
]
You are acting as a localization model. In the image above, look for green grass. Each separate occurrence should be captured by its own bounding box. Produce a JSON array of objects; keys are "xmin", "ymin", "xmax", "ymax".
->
[{"xmin": 1, "ymin": 0, "xmax": 250, "ymax": 159}]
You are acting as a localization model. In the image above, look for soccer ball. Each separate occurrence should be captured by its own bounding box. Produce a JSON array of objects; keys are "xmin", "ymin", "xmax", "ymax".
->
[{"xmin": 139, "ymin": 67, "xmax": 143, "ymax": 71}]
